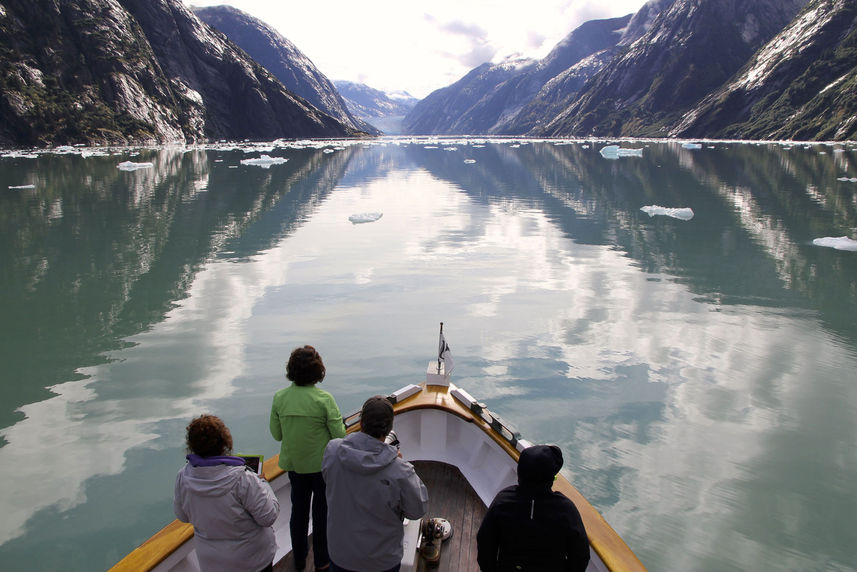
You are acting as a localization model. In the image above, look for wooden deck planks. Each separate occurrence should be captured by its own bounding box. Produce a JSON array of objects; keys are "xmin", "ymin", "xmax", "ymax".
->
[{"xmin": 413, "ymin": 460, "xmax": 487, "ymax": 572}]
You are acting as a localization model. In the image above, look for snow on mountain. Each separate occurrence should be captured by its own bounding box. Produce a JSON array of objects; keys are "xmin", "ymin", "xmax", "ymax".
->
[
  {"xmin": 672, "ymin": 0, "xmax": 857, "ymax": 140},
  {"xmin": 402, "ymin": 14, "xmax": 630, "ymax": 136},
  {"xmin": 537, "ymin": 0, "xmax": 809, "ymax": 137},
  {"xmin": 333, "ymin": 81, "xmax": 418, "ymax": 134}
]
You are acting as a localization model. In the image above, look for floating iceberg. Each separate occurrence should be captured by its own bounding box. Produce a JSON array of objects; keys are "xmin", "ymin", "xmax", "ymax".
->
[
  {"xmin": 348, "ymin": 212, "xmax": 383, "ymax": 224},
  {"xmin": 117, "ymin": 161, "xmax": 153, "ymax": 171},
  {"xmin": 682, "ymin": 142, "xmax": 702, "ymax": 149},
  {"xmin": 7, "ymin": 184, "xmax": 35, "ymax": 189},
  {"xmin": 80, "ymin": 150, "xmax": 109, "ymax": 158},
  {"xmin": 464, "ymin": 159, "xmax": 476, "ymax": 164},
  {"xmin": 836, "ymin": 177, "xmax": 857, "ymax": 182},
  {"xmin": 599, "ymin": 145, "xmax": 643, "ymax": 159},
  {"xmin": 812, "ymin": 236, "xmax": 857, "ymax": 251},
  {"xmin": 239, "ymin": 155, "xmax": 288, "ymax": 168},
  {"xmin": 640, "ymin": 205, "xmax": 695, "ymax": 221}
]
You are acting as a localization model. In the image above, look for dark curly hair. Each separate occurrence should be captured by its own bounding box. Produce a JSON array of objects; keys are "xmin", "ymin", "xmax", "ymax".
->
[
  {"xmin": 186, "ymin": 414, "xmax": 233, "ymax": 457},
  {"xmin": 286, "ymin": 345, "xmax": 326, "ymax": 386}
]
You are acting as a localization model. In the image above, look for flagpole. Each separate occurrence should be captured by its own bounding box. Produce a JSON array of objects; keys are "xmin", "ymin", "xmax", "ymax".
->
[{"xmin": 437, "ymin": 322, "xmax": 444, "ymax": 374}]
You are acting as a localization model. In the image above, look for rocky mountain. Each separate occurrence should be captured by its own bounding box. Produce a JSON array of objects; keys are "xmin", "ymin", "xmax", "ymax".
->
[
  {"xmin": 334, "ymin": 80, "xmax": 418, "ymax": 134},
  {"xmin": 616, "ymin": 0, "xmax": 675, "ymax": 47},
  {"xmin": 403, "ymin": 58, "xmax": 536, "ymax": 135},
  {"xmin": 0, "ymin": 0, "xmax": 356, "ymax": 146},
  {"xmin": 402, "ymin": 15, "xmax": 631, "ymax": 136},
  {"xmin": 193, "ymin": 5, "xmax": 377, "ymax": 135},
  {"xmin": 401, "ymin": 0, "xmax": 855, "ymax": 141},
  {"xmin": 672, "ymin": 0, "xmax": 857, "ymax": 140},
  {"xmin": 538, "ymin": 0, "xmax": 810, "ymax": 137},
  {"xmin": 498, "ymin": 15, "xmax": 633, "ymax": 134}
]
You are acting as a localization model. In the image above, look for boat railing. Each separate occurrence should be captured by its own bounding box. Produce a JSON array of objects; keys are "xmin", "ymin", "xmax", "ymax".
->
[{"xmin": 343, "ymin": 383, "xmax": 529, "ymax": 453}]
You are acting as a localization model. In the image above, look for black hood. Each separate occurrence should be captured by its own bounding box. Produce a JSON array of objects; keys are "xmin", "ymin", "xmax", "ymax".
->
[{"xmin": 517, "ymin": 445, "xmax": 563, "ymax": 485}]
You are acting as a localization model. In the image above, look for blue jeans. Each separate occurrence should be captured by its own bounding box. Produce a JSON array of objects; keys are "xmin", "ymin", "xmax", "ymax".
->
[
  {"xmin": 330, "ymin": 562, "xmax": 400, "ymax": 572},
  {"xmin": 288, "ymin": 471, "xmax": 329, "ymax": 568}
]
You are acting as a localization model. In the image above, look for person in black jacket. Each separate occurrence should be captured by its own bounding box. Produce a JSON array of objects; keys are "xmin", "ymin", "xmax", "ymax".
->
[{"xmin": 476, "ymin": 444, "xmax": 590, "ymax": 571}]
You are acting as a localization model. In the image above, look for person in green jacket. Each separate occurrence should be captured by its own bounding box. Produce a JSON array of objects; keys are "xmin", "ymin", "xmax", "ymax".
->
[{"xmin": 270, "ymin": 345, "xmax": 345, "ymax": 572}]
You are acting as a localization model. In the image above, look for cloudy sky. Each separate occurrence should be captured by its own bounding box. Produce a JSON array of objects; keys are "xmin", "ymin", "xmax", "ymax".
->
[{"xmin": 184, "ymin": 0, "xmax": 648, "ymax": 99}]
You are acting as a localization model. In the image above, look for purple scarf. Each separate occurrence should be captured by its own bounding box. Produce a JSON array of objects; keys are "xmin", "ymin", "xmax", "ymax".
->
[{"xmin": 186, "ymin": 454, "xmax": 246, "ymax": 467}]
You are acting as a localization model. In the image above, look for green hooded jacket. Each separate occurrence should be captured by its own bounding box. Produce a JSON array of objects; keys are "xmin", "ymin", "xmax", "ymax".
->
[{"xmin": 270, "ymin": 383, "xmax": 345, "ymax": 473}]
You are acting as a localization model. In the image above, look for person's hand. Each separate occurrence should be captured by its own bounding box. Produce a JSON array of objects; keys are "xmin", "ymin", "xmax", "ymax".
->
[
  {"xmin": 397, "ymin": 450, "xmax": 403, "ymax": 459},
  {"xmin": 258, "ymin": 471, "xmax": 267, "ymax": 481}
]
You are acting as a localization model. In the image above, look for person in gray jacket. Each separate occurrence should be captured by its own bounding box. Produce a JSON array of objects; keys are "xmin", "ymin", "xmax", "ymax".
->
[
  {"xmin": 174, "ymin": 414, "xmax": 280, "ymax": 572},
  {"xmin": 322, "ymin": 396, "xmax": 428, "ymax": 572}
]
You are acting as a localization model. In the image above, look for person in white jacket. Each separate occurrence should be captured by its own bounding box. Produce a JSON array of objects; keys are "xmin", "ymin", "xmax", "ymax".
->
[
  {"xmin": 174, "ymin": 414, "xmax": 280, "ymax": 572},
  {"xmin": 322, "ymin": 396, "xmax": 428, "ymax": 572}
]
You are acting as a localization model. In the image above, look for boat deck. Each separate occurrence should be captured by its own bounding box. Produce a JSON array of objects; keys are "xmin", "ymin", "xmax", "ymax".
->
[
  {"xmin": 413, "ymin": 460, "xmax": 487, "ymax": 571},
  {"xmin": 274, "ymin": 460, "xmax": 487, "ymax": 571}
]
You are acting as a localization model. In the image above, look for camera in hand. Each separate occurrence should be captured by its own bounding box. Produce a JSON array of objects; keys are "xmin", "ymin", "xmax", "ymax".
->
[{"xmin": 384, "ymin": 430, "xmax": 400, "ymax": 449}]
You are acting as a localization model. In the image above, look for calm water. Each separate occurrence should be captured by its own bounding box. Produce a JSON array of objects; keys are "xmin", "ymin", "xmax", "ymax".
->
[{"xmin": 1, "ymin": 138, "xmax": 856, "ymax": 571}]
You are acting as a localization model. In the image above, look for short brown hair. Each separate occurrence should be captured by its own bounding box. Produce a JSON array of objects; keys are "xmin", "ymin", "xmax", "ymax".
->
[
  {"xmin": 186, "ymin": 414, "xmax": 233, "ymax": 457},
  {"xmin": 286, "ymin": 345, "xmax": 326, "ymax": 386}
]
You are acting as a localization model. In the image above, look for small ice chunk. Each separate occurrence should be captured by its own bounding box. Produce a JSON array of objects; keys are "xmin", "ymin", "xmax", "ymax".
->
[
  {"xmin": 117, "ymin": 161, "xmax": 153, "ymax": 171},
  {"xmin": 348, "ymin": 212, "xmax": 383, "ymax": 224},
  {"xmin": 600, "ymin": 145, "xmax": 643, "ymax": 159},
  {"xmin": 812, "ymin": 236, "xmax": 857, "ymax": 251},
  {"xmin": 464, "ymin": 159, "xmax": 476, "ymax": 164},
  {"xmin": 239, "ymin": 155, "xmax": 288, "ymax": 168},
  {"xmin": 7, "ymin": 184, "xmax": 35, "ymax": 189},
  {"xmin": 682, "ymin": 142, "xmax": 702, "ymax": 149},
  {"xmin": 836, "ymin": 177, "xmax": 857, "ymax": 182},
  {"xmin": 640, "ymin": 205, "xmax": 695, "ymax": 220}
]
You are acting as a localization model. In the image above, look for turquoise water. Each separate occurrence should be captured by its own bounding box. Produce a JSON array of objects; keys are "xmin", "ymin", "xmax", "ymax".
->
[{"xmin": 1, "ymin": 139, "xmax": 856, "ymax": 571}]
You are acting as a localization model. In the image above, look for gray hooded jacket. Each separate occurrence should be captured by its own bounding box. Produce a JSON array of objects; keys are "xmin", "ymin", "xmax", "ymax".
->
[
  {"xmin": 322, "ymin": 432, "xmax": 428, "ymax": 571},
  {"xmin": 173, "ymin": 463, "xmax": 279, "ymax": 571}
]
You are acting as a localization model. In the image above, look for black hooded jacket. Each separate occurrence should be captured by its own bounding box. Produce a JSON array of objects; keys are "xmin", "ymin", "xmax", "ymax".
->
[{"xmin": 476, "ymin": 446, "xmax": 590, "ymax": 571}]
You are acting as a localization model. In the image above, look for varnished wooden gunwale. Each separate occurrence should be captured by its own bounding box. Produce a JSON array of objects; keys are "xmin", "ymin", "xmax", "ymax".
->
[{"xmin": 110, "ymin": 382, "xmax": 646, "ymax": 571}]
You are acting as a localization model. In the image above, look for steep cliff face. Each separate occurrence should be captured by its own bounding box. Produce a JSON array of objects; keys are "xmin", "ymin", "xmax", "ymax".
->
[
  {"xmin": 499, "ymin": 15, "xmax": 632, "ymax": 134},
  {"xmin": 0, "ymin": 0, "xmax": 184, "ymax": 145},
  {"xmin": 117, "ymin": 0, "xmax": 355, "ymax": 141},
  {"xmin": 0, "ymin": 0, "xmax": 355, "ymax": 146},
  {"xmin": 193, "ymin": 5, "xmax": 376, "ymax": 135},
  {"xmin": 673, "ymin": 0, "xmax": 857, "ymax": 140},
  {"xmin": 538, "ymin": 0, "xmax": 809, "ymax": 137}
]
